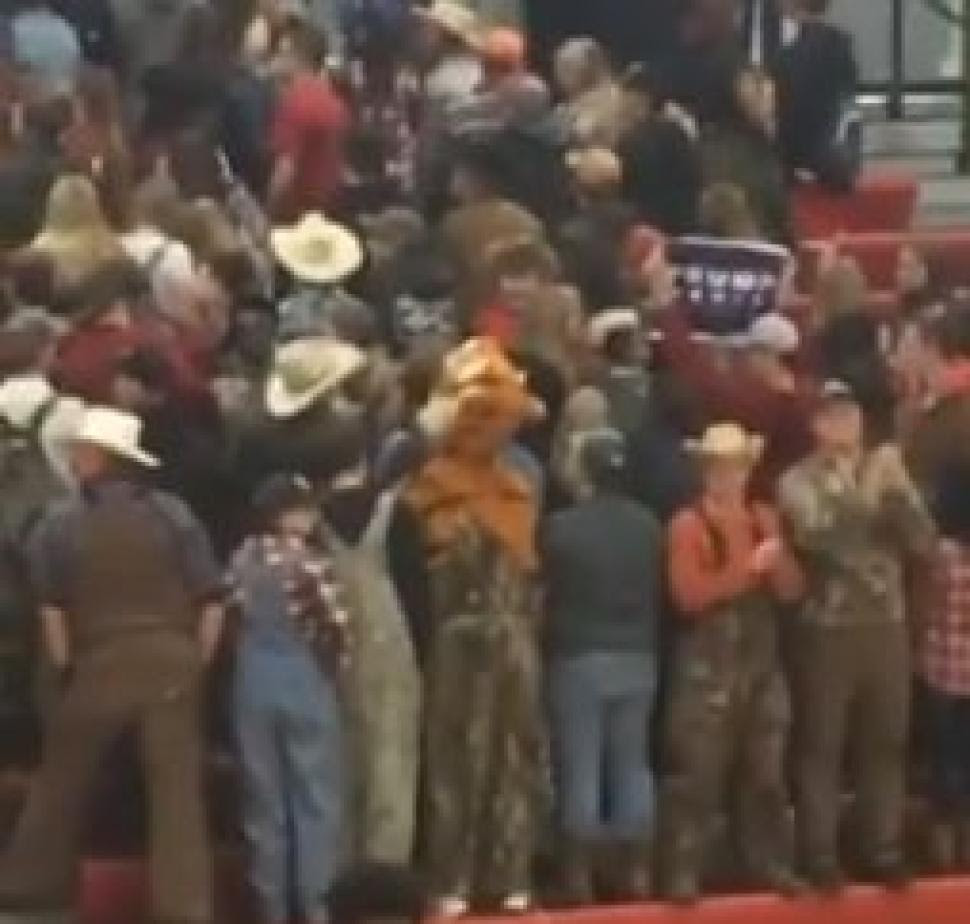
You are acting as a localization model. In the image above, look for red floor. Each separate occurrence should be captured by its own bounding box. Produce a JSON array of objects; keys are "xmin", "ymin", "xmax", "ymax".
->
[
  {"xmin": 78, "ymin": 859, "xmax": 970, "ymax": 924},
  {"xmin": 430, "ymin": 880, "xmax": 970, "ymax": 924}
]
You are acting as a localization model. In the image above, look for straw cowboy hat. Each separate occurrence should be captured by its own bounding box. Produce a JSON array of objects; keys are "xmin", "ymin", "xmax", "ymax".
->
[
  {"xmin": 271, "ymin": 213, "xmax": 364, "ymax": 286},
  {"xmin": 30, "ymin": 174, "xmax": 123, "ymax": 286},
  {"xmin": 265, "ymin": 336, "xmax": 367, "ymax": 419},
  {"xmin": 588, "ymin": 307, "xmax": 640, "ymax": 348},
  {"xmin": 565, "ymin": 147, "xmax": 623, "ymax": 190},
  {"xmin": 72, "ymin": 406, "xmax": 159, "ymax": 468},
  {"xmin": 414, "ymin": 0, "xmax": 480, "ymax": 45},
  {"xmin": 685, "ymin": 422, "xmax": 764, "ymax": 461},
  {"xmin": 0, "ymin": 375, "xmax": 59, "ymax": 430}
]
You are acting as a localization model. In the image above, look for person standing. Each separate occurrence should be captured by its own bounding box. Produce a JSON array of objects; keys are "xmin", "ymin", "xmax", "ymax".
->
[
  {"xmin": 404, "ymin": 338, "xmax": 546, "ymax": 917},
  {"xmin": 542, "ymin": 428, "xmax": 664, "ymax": 903},
  {"xmin": 229, "ymin": 473, "xmax": 351, "ymax": 924},
  {"xmin": 772, "ymin": 0, "xmax": 859, "ymax": 190},
  {"xmin": 664, "ymin": 422, "xmax": 804, "ymax": 903},
  {"xmin": 779, "ymin": 381, "xmax": 936, "ymax": 891},
  {"xmin": 269, "ymin": 21, "xmax": 351, "ymax": 220},
  {"xmin": 0, "ymin": 405, "xmax": 223, "ymax": 924}
]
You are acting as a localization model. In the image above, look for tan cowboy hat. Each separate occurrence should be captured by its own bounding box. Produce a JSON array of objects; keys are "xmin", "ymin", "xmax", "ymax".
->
[
  {"xmin": 265, "ymin": 337, "xmax": 367, "ymax": 419},
  {"xmin": 72, "ymin": 406, "xmax": 159, "ymax": 468},
  {"xmin": 271, "ymin": 213, "xmax": 364, "ymax": 286},
  {"xmin": 30, "ymin": 174, "xmax": 123, "ymax": 284},
  {"xmin": 588, "ymin": 307, "xmax": 639, "ymax": 348},
  {"xmin": 564, "ymin": 147, "xmax": 623, "ymax": 190},
  {"xmin": 685, "ymin": 422, "xmax": 764, "ymax": 461},
  {"xmin": 415, "ymin": 0, "xmax": 480, "ymax": 46}
]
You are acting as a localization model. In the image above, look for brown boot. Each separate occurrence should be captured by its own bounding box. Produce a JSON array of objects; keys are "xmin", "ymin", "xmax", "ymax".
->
[
  {"xmin": 955, "ymin": 817, "xmax": 970, "ymax": 871},
  {"xmin": 557, "ymin": 839, "xmax": 594, "ymax": 907},
  {"xmin": 929, "ymin": 819, "xmax": 957, "ymax": 872},
  {"xmin": 617, "ymin": 843, "xmax": 654, "ymax": 902}
]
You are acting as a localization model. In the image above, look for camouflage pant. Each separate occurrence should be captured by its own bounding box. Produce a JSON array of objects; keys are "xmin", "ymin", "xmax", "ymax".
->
[
  {"xmin": 663, "ymin": 599, "xmax": 792, "ymax": 881},
  {"xmin": 422, "ymin": 612, "xmax": 545, "ymax": 901}
]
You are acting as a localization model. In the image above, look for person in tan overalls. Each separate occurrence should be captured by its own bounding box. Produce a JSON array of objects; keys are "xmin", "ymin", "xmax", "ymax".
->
[{"xmin": 0, "ymin": 406, "xmax": 224, "ymax": 924}]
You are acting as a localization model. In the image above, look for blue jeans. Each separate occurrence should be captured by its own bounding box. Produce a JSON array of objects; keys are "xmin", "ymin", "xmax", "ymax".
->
[
  {"xmin": 234, "ymin": 644, "xmax": 345, "ymax": 923},
  {"xmin": 547, "ymin": 651, "xmax": 657, "ymax": 842}
]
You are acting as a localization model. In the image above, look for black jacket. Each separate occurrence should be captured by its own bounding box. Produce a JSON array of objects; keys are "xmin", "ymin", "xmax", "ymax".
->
[
  {"xmin": 620, "ymin": 116, "xmax": 701, "ymax": 235},
  {"xmin": 542, "ymin": 494, "xmax": 664, "ymax": 656},
  {"xmin": 774, "ymin": 21, "xmax": 858, "ymax": 174}
]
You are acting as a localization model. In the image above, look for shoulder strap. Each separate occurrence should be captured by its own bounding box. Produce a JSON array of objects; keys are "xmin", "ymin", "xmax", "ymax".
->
[{"xmin": 361, "ymin": 486, "xmax": 401, "ymax": 549}]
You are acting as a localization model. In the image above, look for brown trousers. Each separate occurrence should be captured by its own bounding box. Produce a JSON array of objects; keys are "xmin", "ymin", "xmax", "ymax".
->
[
  {"xmin": 793, "ymin": 621, "xmax": 911, "ymax": 868},
  {"xmin": 0, "ymin": 632, "xmax": 213, "ymax": 924}
]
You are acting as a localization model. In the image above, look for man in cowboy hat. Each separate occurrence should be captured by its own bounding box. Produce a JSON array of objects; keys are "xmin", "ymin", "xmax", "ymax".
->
[
  {"xmin": 271, "ymin": 212, "xmax": 375, "ymax": 343},
  {"xmin": 664, "ymin": 421, "xmax": 805, "ymax": 902},
  {"xmin": 778, "ymin": 381, "xmax": 935, "ymax": 891},
  {"xmin": 239, "ymin": 335, "xmax": 372, "ymax": 496},
  {"xmin": 0, "ymin": 405, "xmax": 224, "ymax": 924}
]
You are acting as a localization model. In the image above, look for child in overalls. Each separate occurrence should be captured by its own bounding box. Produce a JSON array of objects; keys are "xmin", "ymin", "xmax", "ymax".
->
[{"xmin": 229, "ymin": 474, "xmax": 350, "ymax": 924}]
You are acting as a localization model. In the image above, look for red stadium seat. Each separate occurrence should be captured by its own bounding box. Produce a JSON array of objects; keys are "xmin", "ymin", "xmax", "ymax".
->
[{"xmin": 792, "ymin": 174, "xmax": 919, "ymax": 238}]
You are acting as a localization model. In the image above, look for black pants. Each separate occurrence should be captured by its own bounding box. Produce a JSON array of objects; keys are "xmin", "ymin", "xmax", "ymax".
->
[{"xmin": 924, "ymin": 686, "xmax": 970, "ymax": 814}]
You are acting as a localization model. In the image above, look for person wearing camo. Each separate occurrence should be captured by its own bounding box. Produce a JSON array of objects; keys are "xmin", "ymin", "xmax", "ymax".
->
[
  {"xmin": 664, "ymin": 422, "xmax": 805, "ymax": 904},
  {"xmin": 778, "ymin": 379, "xmax": 936, "ymax": 892}
]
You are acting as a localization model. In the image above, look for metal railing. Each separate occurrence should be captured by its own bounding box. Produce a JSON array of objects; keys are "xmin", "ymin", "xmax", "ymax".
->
[{"xmin": 877, "ymin": 0, "xmax": 969, "ymax": 169}]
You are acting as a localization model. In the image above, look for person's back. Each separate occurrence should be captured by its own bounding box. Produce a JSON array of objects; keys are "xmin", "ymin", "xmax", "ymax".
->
[
  {"xmin": 272, "ymin": 71, "xmax": 350, "ymax": 218},
  {"xmin": 774, "ymin": 10, "xmax": 857, "ymax": 186},
  {"xmin": 543, "ymin": 492, "xmax": 662, "ymax": 655}
]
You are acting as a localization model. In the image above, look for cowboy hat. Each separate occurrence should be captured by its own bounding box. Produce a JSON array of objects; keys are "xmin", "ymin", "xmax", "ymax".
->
[
  {"xmin": 30, "ymin": 175, "xmax": 123, "ymax": 285},
  {"xmin": 72, "ymin": 406, "xmax": 159, "ymax": 468},
  {"xmin": 564, "ymin": 147, "xmax": 623, "ymax": 190},
  {"xmin": 265, "ymin": 336, "xmax": 367, "ymax": 419},
  {"xmin": 271, "ymin": 213, "xmax": 364, "ymax": 286},
  {"xmin": 742, "ymin": 312, "xmax": 800, "ymax": 355},
  {"xmin": 0, "ymin": 374, "xmax": 56, "ymax": 430},
  {"xmin": 414, "ymin": 1, "xmax": 480, "ymax": 45},
  {"xmin": 685, "ymin": 422, "xmax": 764, "ymax": 461},
  {"xmin": 588, "ymin": 307, "xmax": 640, "ymax": 348}
]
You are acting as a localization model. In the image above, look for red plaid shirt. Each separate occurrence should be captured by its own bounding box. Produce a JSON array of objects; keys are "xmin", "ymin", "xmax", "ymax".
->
[{"xmin": 921, "ymin": 539, "xmax": 970, "ymax": 696}]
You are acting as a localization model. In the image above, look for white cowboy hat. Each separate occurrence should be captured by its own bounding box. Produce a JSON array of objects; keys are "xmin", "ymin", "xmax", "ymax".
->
[
  {"xmin": 685, "ymin": 422, "xmax": 764, "ymax": 461},
  {"xmin": 72, "ymin": 406, "xmax": 159, "ymax": 468},
  {"xmin": 588, "ymin": 307, "xmax": 640, "ymax": 348},
  {"xmin": 271, "ymin": 213, "xmax": 364, "ymax": 286},
  {"xmin": 0, "ymin": 374, "xmax": 56, "ymax": 430},
  {"xmin": 265, "ymin": 337, "xmax": 367, "ymax": 419},
  {"xmin": 742, "ymin": 312, "xmax": 800, "ymax": 355},
  {"xmin": 414, "ymin": 0, "xmax": 480, "ymax": 45}
]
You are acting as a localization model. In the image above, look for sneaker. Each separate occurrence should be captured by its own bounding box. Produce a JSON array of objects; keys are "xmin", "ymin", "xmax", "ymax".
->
[
  {"xmin": 434, "ymin": 897, "xmax": 469, "ymax": 918},
  {"xmin": 500, "ymin": 893, "xmax": 531, "ymax": 914}
]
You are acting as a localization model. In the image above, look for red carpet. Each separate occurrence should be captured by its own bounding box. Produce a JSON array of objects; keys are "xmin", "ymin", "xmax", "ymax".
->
[{"xmin": 78, "ymin": 860, "xmax": 970, "ymax": 924}]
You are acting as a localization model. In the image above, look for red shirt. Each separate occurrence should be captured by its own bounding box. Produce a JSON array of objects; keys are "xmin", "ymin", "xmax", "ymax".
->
[
  {"xmin": 658, "ymin": 309, "xmax": 815, "ymax": 499},
  {"xmin": 54, "ymin": 320, "xmax": 208, "ymax": 405},
  {"xmin": 271, "ymin": 73, "xmax": 350, "ymax": 218}
]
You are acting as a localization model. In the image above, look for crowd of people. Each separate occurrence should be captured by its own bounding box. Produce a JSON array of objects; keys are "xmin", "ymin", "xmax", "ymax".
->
[{"xmin": 0, "ymin": 1, "xmax": 968, "ymax": 923}]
